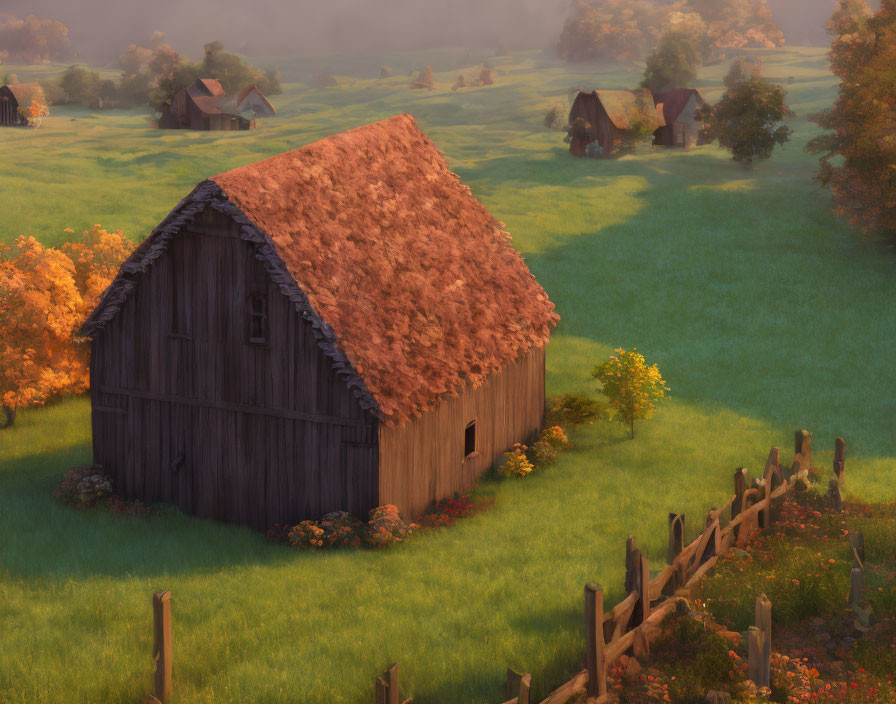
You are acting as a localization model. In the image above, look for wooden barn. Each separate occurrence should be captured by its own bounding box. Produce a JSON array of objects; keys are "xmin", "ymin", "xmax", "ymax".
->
[
  {"xmin": 653, "ymin": 88, "xmax": 708, "ymax": 148},
  {"xmin": 568, "ymin": 89, "xmax": 665, "ymax": 158},
  {"xmin": 158, "ymin": 78, "xmax": 275, "ymax": 131},
  {"xmin": 0, "ymin": 82, "xmax": 46, "ymax": 126},
  {"xmin": 81, "ymin": 114, "xmax": 559, "ymax": 531}
]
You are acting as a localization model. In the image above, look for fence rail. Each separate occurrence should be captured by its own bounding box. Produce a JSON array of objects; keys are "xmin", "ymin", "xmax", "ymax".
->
[
  {"xmin": 365, "ymin": 430, "xmax": 843, "ymax": 704},
  {"xmin": 139, "ymin": 430, "xmax": 846, "ymax": 704}
]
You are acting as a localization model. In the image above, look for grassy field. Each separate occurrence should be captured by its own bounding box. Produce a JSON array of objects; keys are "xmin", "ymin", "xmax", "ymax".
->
[{"xmin": 1, "ymin": 47, "xmax": 895, "ymax": 703}]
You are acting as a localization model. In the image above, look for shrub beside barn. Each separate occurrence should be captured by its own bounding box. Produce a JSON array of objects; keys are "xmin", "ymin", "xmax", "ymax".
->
[{"xmin": 81, "ymin": 114, "xmax": 559, "ymax": 530}]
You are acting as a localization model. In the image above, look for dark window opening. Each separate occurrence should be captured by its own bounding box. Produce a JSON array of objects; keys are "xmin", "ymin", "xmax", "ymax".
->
[
  {"xmin": 464, "ymin": 421, "xmax": 477, "ymax": 457},
  {"xmin": 249, "ymin": 293, "xmax": 268, "ymax": 344}
]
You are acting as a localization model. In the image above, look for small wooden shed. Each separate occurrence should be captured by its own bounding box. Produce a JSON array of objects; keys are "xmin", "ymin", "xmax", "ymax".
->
[
  {"xmin": 568, "ymin": 89, "xmax": 665, "ymax": 158},
  {"xmin": 159, "ymin": 78, "xmax": 275, "ymax": 131},
  {"xmin": 653, "ymin": 89, "xmax": 708, "ymax": 148},
  {"xmin": 0, "ymin": 82, "xmax": 46, "ymax": 126},
  {"xmin": 82, "ymin": 114, "xmax": 558, "ymax": 531}
]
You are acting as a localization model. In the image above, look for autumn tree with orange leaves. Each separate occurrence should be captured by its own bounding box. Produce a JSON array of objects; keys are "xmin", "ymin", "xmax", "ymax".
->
[
  {"xmin": 0, "ymin": 226, "xmax": 134, "ymax": 428},
  {"xmin": 807, "ymin": 0, "xmax": 896, "ymax": 244}
]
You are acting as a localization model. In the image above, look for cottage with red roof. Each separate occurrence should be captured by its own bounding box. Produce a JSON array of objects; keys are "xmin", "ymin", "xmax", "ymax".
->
[
  {"xmin": 159, "ymin": 78, "xmax": 275, "ymax": 131},
  {"xmin": 82, "ymin": 115, "xmax": 558, "ymax": 530}
]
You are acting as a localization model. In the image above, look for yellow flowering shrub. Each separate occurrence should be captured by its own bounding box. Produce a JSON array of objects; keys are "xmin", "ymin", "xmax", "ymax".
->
[{"xmin": 500, "ymin": 443, "xmax": 534, "ymax": 477}]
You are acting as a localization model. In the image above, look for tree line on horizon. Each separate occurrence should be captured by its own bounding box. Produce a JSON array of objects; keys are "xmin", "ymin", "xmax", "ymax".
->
[{"xmin": 556, "ymin": 0, "xmax": 785, "ymax": 65}]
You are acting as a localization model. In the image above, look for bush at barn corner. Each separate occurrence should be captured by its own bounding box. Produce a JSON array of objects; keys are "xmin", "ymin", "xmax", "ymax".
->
[
  {"xmin": 54, "ymin": 467, "xmax": 113, "ymax": 507},
  {"xmin": 366, "ymin": 504, "xmax": 417, "ymax": 547}
]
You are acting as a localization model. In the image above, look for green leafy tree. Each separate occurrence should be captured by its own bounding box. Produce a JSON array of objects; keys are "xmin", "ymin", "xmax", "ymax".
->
[
  {"xmin": 592, "ymin": 348, "xmax": 668, "ymax": 439},
  {"xmin": 641, "ymin": 29, "xmax": 703, "ymax": 93},
  {"xmin": 696, "ymin": 77, "xmax": 793, "ymax": 163}
]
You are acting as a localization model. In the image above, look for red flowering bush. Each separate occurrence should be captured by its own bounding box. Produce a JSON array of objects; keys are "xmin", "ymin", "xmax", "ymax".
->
[
  {"xmin": 105, "ymin": 496, "xmax": 150, "ymax": 516},
  {"xmin": 267, "ymin": 523, "xmax": 292, "ymax": 543},
  {"xmin": 417, "ymin": 494, "xmax": 475, "ymax": 529},
  {"xmin": 54, "ymin": 467, "xmax": 113, "ymax": 507}
]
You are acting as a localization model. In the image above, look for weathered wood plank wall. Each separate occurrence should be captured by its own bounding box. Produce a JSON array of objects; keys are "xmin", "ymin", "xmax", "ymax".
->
[
  {"xmin": 90, "ymin": 206, "xmax": 378, "ymax": 530},
  {"xmin": 378, "ymin": 344, "xmax": 545, "ymax": 520}
]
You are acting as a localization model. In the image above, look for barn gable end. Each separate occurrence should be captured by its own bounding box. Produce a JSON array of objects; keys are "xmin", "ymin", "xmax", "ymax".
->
[{"xmin": 85, "ymin": 115, "xmax": 557, "ymax": 528}]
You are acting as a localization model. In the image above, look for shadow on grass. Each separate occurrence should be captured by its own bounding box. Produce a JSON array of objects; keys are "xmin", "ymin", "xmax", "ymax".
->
[
  {"xmin": 0, "ymin": 445, "xmax": 297, "ymax": 580},
  {"xmin": 456, "ymin": 144, "xmax": 896, "ymax": 461}
]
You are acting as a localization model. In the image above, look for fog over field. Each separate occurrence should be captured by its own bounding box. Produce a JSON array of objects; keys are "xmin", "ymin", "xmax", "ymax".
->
[{"xmin": 2, "ymin": 0, "xmax": 874, "ymax": 62}]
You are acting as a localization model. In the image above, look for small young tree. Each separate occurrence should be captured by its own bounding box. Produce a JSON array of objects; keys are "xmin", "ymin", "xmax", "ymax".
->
[
  {"xmin": 641, "ymin": 29, "xmax": 703, "ymax": 94},
  {"xmin": 592, "ymin": 348, "xmax": 668, "ymax": 439},
  {"xmin": 696, "ymin": 76, "xmax": 792, "ymax": 163}
]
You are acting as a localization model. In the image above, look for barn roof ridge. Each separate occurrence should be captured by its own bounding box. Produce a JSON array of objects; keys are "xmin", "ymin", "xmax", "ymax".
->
[{"xmin": 84, "ymin": 115, "xmax": 558, "ymax": 423}]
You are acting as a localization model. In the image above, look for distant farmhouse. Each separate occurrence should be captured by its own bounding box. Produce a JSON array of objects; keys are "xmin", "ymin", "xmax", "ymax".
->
[
  {"xmin": 568, "ymin": 87, "xmax": 707, "ymax": 157},
  {"xmin": 568, "ymin": 89, "xmax": 664, "ymax": 157},
  {"xmin": 159, "ymin": 78, "xmax": 275, "ymax": 131},
  {"xmin": 82, "ymin": 114, "xmax": 558, "ymax": 531},
  {"xmin": 0, "ymin": 82, "xmax": 48, "ymax": 126},
  {"xmin": 653, "ymin": 88, "xmax": 708, "ymax": 148}
]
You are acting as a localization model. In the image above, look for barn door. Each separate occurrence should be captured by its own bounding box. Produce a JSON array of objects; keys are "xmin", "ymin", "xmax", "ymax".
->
[{"xmin": 341, "ymin": 442, "xmax": 377, "ymax": 518}]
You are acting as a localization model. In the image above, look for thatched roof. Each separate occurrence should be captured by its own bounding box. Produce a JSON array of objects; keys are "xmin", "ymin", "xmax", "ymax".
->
[
  {"xmin": 4, "ymin": 82, "xmax": 46, "ymax": 107},
  {"xmin": 83, "ymin": 115, "xmax": 558, "ymax": 423},
  {"xmin": 592, "ymin": 89, "xmax": 665, "ymax": 131}
]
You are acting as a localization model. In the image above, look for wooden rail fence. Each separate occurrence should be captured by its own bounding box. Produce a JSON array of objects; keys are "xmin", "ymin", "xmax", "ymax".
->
[
  {"xmin": 372, "ymin": 430, "xmax": 844, "ymax": 704},
  {"xmin": 138, "ymin": 430, "xmax": 847, "ymax": 704}
]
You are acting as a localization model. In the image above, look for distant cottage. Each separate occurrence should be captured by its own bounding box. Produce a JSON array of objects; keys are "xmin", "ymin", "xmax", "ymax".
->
[
  {"xmin": 159, "ymin": 78, "xmax": 275, "ymax": 131},
  {"xmin": 82, "ymin": 115, "xmax": 558, "ymax": 531},
  {"xmin": 652, "ymin": 88, "xmax": 708, "ymax": 148},
  {"xmin": 0, "ymin": 82, "xmax": 47, "ymax": 126},
  {"xmin": 568, "ymin": 87, "xmax": 707, "ymax": 157},
  {"xmin": 568, "ymin": 89, "xmax": 665, "ymax": 158}
]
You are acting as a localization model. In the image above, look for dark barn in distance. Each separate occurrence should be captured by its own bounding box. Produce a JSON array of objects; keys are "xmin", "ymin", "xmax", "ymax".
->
[
  {"xmin": 0, "ymin": 82, "xmax": 45, "ymax": 126},
  {"xmin": 159, "ymin": 78, "xmax": 275, "ymax": 131},
  {"xmin": 568, "ymin": 89, "xmax": 664, "ymax": 158},
  {"xmin": 653, "ymin": 88, "xmax": 708, "ymax": 148},
  {"xmin": 82, "ymin": 115, "xmax": 558, "ymax": 531}
]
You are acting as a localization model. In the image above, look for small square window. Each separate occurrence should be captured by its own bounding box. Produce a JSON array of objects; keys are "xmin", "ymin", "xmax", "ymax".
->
[
  {"xmin": 464, "ymin": 421, "xmax": 476, "ymax": 457},
  {"xmin": 248, "ymin": 293, "xmax": 268, "ymax": 344}
]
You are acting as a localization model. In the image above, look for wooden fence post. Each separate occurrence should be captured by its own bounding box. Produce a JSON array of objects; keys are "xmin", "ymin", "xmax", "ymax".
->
[
  {"xmin": 375, "ymin": 664, "xmax": 400, "ymax": 704},
  {"xmin": 733, "ymin": 470, "xmax": 747, "ymax": 521},
  {"xmin": 747, "ymin": 627, "xmax": 767, "ymax": 688},
  {"xmin": 667, "ymin": 513, "xmax": 684, "ymax": 566},
  {"xmin": 828, "ymin": 480, "xmax": 842, "ymax": 513},
  {"xmin": 755, "ymin": 595, "xmax": 771, "ymax": 687},
  {"xmin": 764, "ymin": 447, "xmax": 780, "ymax": 483},
  {"xmin": 849, "ymin": 533, "xmax": 865, "ymax": 568},
  {"xmin": 835, "ymin": 437, "xmax": 846, "ymax": 485},
  {"xmin": 757, "ymin": 479, "xmax": 771, "ymax": 532},
  {"xmin": 794, "ymin": 431, "xmax": 811, "ymax": 471},
  {"xmin": 849, "ymin": 568, "xmax": 864, "ymax": 607},
  {"xmin": 585, "ymin": 583, "xmax": 607, "ymax": 701},
  {"xmin": 506, "ymin": 669, "xmax": 530, "ymax": 704},
  {"xmin": 639, "ymin": 554, "xmax": 650, "ymax": 625},
  {"xmin": 153, "ymin": 591, "xmax": 172, "ymax": 704}
]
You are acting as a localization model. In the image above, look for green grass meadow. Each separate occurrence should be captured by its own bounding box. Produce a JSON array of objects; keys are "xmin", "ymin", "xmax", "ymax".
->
[{"xmin": 1, "ymin": 47, "xmax": 894, "ymax": 703}]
